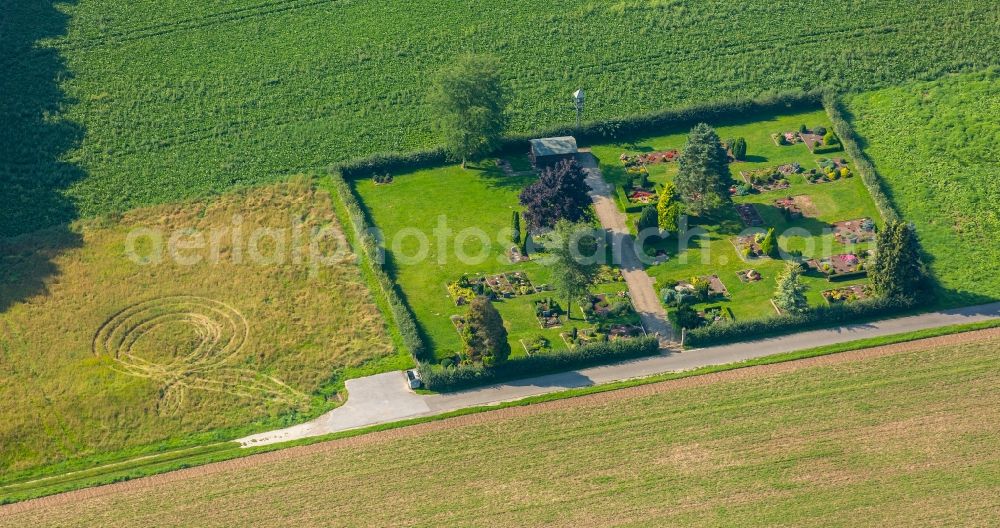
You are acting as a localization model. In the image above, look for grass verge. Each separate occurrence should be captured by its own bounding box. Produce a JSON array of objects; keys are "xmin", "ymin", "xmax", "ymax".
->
[{"xmin": 2, "ymin": 318, "xmax": 996, "ymax": 505}]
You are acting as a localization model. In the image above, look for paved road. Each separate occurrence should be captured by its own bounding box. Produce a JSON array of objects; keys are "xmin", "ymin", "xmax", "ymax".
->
[
  {"xmin": 238, "ymin": 302, "xmax": 1000, "ymax": 446},
  {"xmin": 578, "ymin": 153, "xmax": 675, "ymax": 346}
]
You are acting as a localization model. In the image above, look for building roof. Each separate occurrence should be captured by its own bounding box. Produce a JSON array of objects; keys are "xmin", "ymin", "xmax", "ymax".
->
[{"xmin": 530, "ymin": 136, "xmax": 578, "ymax": 157}]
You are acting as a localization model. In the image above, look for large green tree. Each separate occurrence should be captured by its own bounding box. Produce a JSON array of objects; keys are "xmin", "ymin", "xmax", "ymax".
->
[
  {"xmin": 429, "ymin": 54, "xmax": 507, "ymax": 167},
  {"xmin": 674, "ymin": 123, "xmax": 734, "ymax": 215},
  {"xmin": 773, "ymin": 262, "xmax": 809, "ymax": 314},
  {"xmin": 548, "ymin": 220, "xmax": 600, "ymax": 319},
  {"xmin": 870, "ymin": 221, "xmax": 925, "ymax": 299},
  {"xmin": 462, "ymin": 296, "xmax": 511, "ymax": 366}
]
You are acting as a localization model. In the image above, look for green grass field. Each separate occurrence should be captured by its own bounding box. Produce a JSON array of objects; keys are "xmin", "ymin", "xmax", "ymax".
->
[
  {"xmin": 846, "ymin": 71, "xmax": 1000, "ymax": 307},
  {"xmin": 586, "ymin": 110, "xmax": 881, "ymax": 319},
  {"xmin": 5, "ymin": 335, "xmax": 996, "ymax": 526},
  {"xmin": 4, "ymin": 1, "xmax": 999, "ymax": 236},
  {"xmin": 352, "ymin": 165, "xmax": 627, "ymax": 360},
  {"xmin": 0, "ymin": 180, "xmax": 401, "ymax": 474}
]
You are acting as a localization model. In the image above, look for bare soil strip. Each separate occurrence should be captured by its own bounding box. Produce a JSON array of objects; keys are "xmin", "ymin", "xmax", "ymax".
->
[{"xmin": 4, "ymin": 327, "xmax": 997, "ymax": 515}]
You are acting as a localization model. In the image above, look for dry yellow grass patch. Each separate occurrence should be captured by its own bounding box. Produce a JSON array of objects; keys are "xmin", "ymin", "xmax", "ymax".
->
[{"xmin": 0, "ymin": 179, "xmax": 393, "ymax": 472}]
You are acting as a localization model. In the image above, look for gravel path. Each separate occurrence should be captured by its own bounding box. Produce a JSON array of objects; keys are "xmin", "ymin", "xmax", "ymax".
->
[
  {"xmin": 5, "ymin": 327, "xmax": 997, "ymax": 517},
  {"xmin": 577, "ymin": 152, "xmax": 675, "ymax": 346}
]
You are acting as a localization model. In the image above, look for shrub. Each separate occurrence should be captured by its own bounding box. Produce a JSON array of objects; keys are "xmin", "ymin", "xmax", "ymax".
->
[
  {"xmin": 418, "ymin": 337, "xmax": 660, "ymax": 391},
  {"xmin": 511, "ymin": 211, "xmax": 521, "ymax": 244},
  {"xmin": 674, "ymin": 304, "xmax": 703, "ymax": 329},
  {"xmin": 759, "ymin": 227, "xmax": 777, "ymax": 257},
  {"xmin": 815, "ymin": 126, "xmax": 827, "ymax": 136},
  {"xmin": 623, "ymin": 173, "xmax": 636, "ymax": 190},
  {"xmin": 685, "ymin": 296, "xmax": 917, "ymax": 347},
  {"xmin": 732, "ymin": 137, "xmax": 747, "ymax": 160},
  {"xmin": 636, "ymin": 204, "xmax": 658, "ymax": 233},
  {"xmin": 823, "ymin": 130, "xmax": 837, "ymax": 146}
]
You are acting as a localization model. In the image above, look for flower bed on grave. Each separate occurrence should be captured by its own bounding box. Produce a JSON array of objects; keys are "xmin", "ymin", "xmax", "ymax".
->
[
  {"xmin": 771, "ymin": 131, "xmax": 802, "ymax": 146},
  {"xmin": 833, "ymin": 218, "xmax": 877, "ymax": 244},
  {"xmin": 627, "ymin": 189, "xmax": 657, "ymax": 204},
  {"xmin": 520, "ymin": 335, "xmax": 552, "ymax": 355},
  {"xmin": 736, "ymin": 268, "xmax": 763, "ymax": 283},
  {"xmin": 561, "ymin": 323, "xmax": 643, "ymax": 349},
  {"xmin": 699, "ymin": 305, "xmax": 732, "ymax": 326},
  {"xmin": 822, "ymin": 284, "xmax": 870, "ymax": 304},
  {"xmin": 773, "ymin": 194, "xmax": 818, "ymax": 220},
  {"xmin": 579, "ymin": 292, "xmax": 644, "ymax": 336},
  {"xmin": 732, "ymin": 233, "xmax": 768, "ymax": 260},
  {"xmin": 740, "ymin": 164, "xmax": 798, "ymax": 192},
  {"xmin": 676, "ymin": 275, "xmax": 730, "ymax": 298},
  {"xmin": 808, "ymin": 251, "xmax": 871, "ymax": 280},
  {"xmin": 561, "ymin": 327, "xmax": 607, "ymax": 348},
  {"xmin": 620, "ymin": 150, "xmax": 678, "ymax": 167},
  {"xmin": 805, "ymin": 158, "xmax": 852, "ymax": 184},
  {"xmin": 533, "ymin": 297, "xmax": 565, "ymax": 329},
  {"xmin": 734, "ymin": 203, "xmax": 765, "ymax": 227},
  {"xmin": 447, "ymin": 271, "xmax": 537, "ymax": 305},
  {"xmin": 594, "ymin": 265, "xmax": 625, "ymax": 284},
  {"xmin": 507, "ymin": 245, "xmax": 529, "ymax": 263}
]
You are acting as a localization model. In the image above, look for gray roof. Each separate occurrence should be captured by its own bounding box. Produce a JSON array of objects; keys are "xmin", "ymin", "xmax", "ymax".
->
[{"xmin": 530, "ymin": 136, "xmax": 578, "ymax": 157}]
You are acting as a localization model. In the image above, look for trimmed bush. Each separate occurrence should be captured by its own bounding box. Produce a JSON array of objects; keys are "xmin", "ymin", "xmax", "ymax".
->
[
  {"xmin": 418, "ymin": 337, "xmax": 660, "ymax": 392},
  {"xmin": 684, "ymin": 296, "xmax": 917, "ymax": 347}
]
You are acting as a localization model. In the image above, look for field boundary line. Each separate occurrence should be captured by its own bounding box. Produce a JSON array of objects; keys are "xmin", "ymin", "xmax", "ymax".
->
[{"xmin": 3, "ymin": 325, "xmax": 997, "ymax": 513}]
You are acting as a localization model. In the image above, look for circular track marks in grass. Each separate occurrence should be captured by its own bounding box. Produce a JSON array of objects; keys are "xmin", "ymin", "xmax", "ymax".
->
[{"xmin": 93, "ymin": 296, "xmax": 307, "ymax": 414}]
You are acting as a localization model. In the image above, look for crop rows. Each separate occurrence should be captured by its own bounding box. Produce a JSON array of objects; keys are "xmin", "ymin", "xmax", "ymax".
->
[{"xmin": 3, "ymin": 0, "xmax": 999, "ymax": 235}]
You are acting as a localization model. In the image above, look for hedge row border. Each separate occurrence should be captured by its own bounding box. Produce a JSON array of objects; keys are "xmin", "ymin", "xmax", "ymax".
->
[
  {"xmin": 334, "ymin": 89, "xmax": 826, "ymax": 181},
  {"xmin": 326, "ymin": 171, "xmax": 431, "ymax": 362},
  {"xmin": 417, "ymin": 337, "xmax": 660, "ymax": 392},
  {"xmin": 684, "ymin": 296, "xmax": 918, "ymax": 348},
  {"xmin": 823, "ymin": 93, "xmax": 900, "ymax": 223}
]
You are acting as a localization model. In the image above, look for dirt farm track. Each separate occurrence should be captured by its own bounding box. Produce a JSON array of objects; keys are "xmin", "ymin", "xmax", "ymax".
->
[{"xmin": 2, "ymin": 327, "xmax": 997, "ymax": 520}]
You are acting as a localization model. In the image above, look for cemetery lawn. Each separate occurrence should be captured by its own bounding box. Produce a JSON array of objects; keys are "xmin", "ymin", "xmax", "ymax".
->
[
  {"xmin": 351, "ymin": 165, "xmax": 620, "ymax": 360},
  {"xmin": 586, "ymin": 109, "xmax": 883, "ymax": 320}
]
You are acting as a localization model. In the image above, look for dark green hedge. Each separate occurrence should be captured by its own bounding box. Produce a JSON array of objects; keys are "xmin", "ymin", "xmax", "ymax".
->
[
  {"xmin": 684, "ymin": 296, "xmax": 917, "ymax": 348},
  {"xmin": 418, "ymin": 336, "xmax": 660, "ymax": 392},
  {"xmin": 328, "ymin": 171, "xmax": 431, "ymax": 362},
  {"xmin": 335, "ymin": 89, "xmax": 826, "ymax": 181},
  {"xmin": 827, "ymin": 270, "xmax": 868, "ymax": 282},
  {"xmin": 823, "ymin": 93, "xmax": 900, "ymax": 223},
  {"xmin": 337, "ymin": 149, "xmax": 448, "ymax": 180},
  {"xmin": 501, "ymin": 89, "xmax": 825, "ymax": 155}
]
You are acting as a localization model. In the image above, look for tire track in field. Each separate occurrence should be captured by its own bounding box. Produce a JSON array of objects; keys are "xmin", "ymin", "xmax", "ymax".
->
[
  {"xmin": 4, "ymin": 327, "xmax": 996, "ymax": 515},
  {"xmin": 54, "ymin": 9, "xmax": 985, "ymax": 162},
  {"xmin": 2, "ymin": 0, "xmax": 343, "ymax": 64},
  {"xmin": 92, "ymin": 296, "xmax": 307, "ymax": 415}
]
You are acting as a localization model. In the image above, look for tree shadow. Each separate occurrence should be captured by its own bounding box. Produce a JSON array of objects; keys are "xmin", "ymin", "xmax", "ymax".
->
[
  {"xmin": 741, "ymin": 154, "xmax": 769, "ymax": 163},
  {"xmin": 752, "ymin": 203, "xmax": 831, "ymax": 235},
  {"xmin": 1, "ymin": 0, "xmax": 87, "ymax": 310},
  {"xmin": 0, "ymin": 227, "xmax": 82, "ymax": 312}
]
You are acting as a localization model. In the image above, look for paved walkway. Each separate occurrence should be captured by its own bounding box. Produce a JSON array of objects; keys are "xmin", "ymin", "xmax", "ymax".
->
[
  {"xmin": 578, "ymin": 153, "xmax": 675, "ymax": 346},
  {"xmin": 238, "ymin": 302, "xmax": 1000, "ymax": 446}
]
